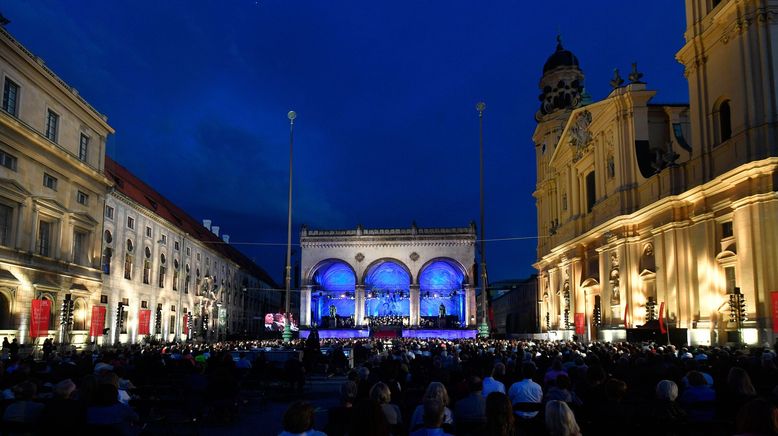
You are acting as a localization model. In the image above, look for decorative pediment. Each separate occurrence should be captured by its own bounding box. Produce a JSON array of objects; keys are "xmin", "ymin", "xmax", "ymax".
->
[
  {"xmin": 0, "ymin": 178, "xmax": 31, "ymax": 203},
  {"xmin": 580, "ymin": 277, "xmax": 599, "ymax": 288},
  {"xmin": 70, "ymin": 211, "xmax": 99, "ymax": 227},
  {"xmin": 33, "ymin": 197, "xmax": 67, "ymax": 215},
  {"xmin": 569, "ymin": 110, "xmax": 593, "ymax": 162}
]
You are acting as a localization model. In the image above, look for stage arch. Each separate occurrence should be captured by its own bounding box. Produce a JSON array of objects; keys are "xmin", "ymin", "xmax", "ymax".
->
[
  {"xmin": 363, "ymin": 259, "xmax": 412, "ymax": 319},
  {"xmin": 308, "ymin": 259, "xmax": 357, "ymax": 327},
  {"xmin": 418, "ymin": 258, "xmax": 467, "ymax": 326}
]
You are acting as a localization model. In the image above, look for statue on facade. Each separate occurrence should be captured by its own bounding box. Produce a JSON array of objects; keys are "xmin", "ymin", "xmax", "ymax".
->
[{"xmin": 610, "ymin": 253, "xmax": 620, "ymax": 305}]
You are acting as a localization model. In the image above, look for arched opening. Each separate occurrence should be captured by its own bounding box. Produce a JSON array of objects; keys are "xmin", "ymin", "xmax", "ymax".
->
[
  {"xmin": 418, "ymin": 259, "xmax": 466, "ymax": 327},
  {"xmin": 0, "ymin": 293, "xmax": 11, "ymax": 330},
  {"xmin": 364, "ymin": 259, "xmax": 411, "ymax": 326},
  {"xmin": 73, "ymin": 299, "xmax": 87, "ymax": 331},
  {"xmin": 309, "ymin": 259, "xmax": 356, "ymax": 328}
]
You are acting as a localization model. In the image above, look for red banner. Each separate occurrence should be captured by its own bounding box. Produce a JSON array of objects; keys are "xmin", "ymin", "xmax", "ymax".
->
[
  {"xmin": 89, "ymin": 306, "xmax": 106, "ymax": 337},
  {"xmin": 658, "ymin": 302, "xmax": 667, "ymax": 334},
  {"xmin": 771, "ymin": 292, "xmax": 778, "ymax": 333},
  {"xmin": 574, "ymin": 313, "xmax": 585, "ymax": 335},
  {"xmin": 183, "ymin": 314, "xmax": 189, "ymax": 335},
  {"xmin": 138, "ymin": 309, "xmax": 151, "ymax": 335},
  {"xmin": 30, "ymin": 299, "xmax": 51, "ymax": 338}
]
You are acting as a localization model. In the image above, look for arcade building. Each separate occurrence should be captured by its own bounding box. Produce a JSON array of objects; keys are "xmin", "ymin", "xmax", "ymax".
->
[{"xmin": 298, "ymin": 224, "xmax": 479, "ymax": 339}]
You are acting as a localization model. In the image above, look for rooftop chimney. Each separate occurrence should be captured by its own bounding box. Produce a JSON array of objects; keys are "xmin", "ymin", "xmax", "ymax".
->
[
  {"xmin": 202, "ymin": 219, "xmax": 212, "ymax": 230},
  {"xmin": 211, "ymin": 226, "xmax": 220, "ymax": 237},
  {"xmin": 222, "ymin": 234, "xmax": 230, "ymax": 244}
]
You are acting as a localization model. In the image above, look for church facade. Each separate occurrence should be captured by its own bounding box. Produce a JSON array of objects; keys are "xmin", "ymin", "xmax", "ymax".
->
[{"xmin": 534, "ymin": 0, "xmax": 778, "ymax": 345}]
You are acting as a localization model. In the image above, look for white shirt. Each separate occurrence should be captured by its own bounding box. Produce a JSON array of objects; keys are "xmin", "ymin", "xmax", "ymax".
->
[
  {"xmin": 482, "ymin": 376, "xmax": 505, "ymax": 398},
  {"xmin": 508, "ymin": 378, "xmax": 543, "ymax": 418}
]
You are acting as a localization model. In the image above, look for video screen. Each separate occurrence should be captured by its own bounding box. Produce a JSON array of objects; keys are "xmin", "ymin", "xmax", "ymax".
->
[{"xmin": 264, "ymin": 313, "xmax": 299, "ymax": 332}]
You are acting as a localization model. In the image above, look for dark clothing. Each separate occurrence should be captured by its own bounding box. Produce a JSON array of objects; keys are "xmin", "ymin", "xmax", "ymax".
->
[
  {"xmin": 454, "ymin": 392, "xmax": 487, "ymax": 424},
  {"xmin": 41, "ymin": 398, "xmax": 87, "ymax": 433},
  {"xmin": 325, "ymin": 405, "xmax": 354, "ymax": 436}
]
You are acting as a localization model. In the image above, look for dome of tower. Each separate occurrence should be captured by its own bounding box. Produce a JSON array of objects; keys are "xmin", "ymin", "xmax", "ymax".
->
[{"xmin": 543, "ymin": 38, "xmax": 580, "ymax": 74}]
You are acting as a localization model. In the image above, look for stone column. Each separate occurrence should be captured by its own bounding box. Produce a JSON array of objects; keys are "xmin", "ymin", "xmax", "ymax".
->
[
  {"xmin": 354, "ymin": 285, "xmax": 365, "ymax": 326},
  {"xmin": 464, "ymin": 284, "xmax": 476, "ymax": 327},
  {"xmin": 409, "ymin": 284, "xmax": 420, "ymax": 326},
  {"xmin": 14, "ymin": 203, "xmax": 24, "ymax": 250},
  {"xmin": 29, "ymin": 206, "xmax": 39, "ymax": 253},
  {"xmin": 300, "ymin": 286, "xmax": 312, "ymax": 326}
]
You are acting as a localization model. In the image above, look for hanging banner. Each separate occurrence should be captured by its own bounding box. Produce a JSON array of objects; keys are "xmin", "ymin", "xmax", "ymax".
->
[
  {"xmin": 574, "ymin": 313, "xmax": 585, "ymax": 335},
  {"xmin": 30, "ymin": 299, "xmax": 51, "ymax": 338},
  {"xmin": 771, "ymin": 292, "xmax": 778, "ymax": 333},
  {"xmin": 138, "ymin": 309, "xmax": 151, "ymax": 335},
  {"xmin": 218, "ymin": 307, "xmax": 227, "ymax": 328},
  {"xmin": 658, "ymin": 302, "xmax": 667, "ymax": 334},
  {"xmin": 183, "ymin": 314, "xmax": 189, "ymax": 335},
  {"xmin": 89, "ymin": 306, "xmax": 106, "ymax": 337}
]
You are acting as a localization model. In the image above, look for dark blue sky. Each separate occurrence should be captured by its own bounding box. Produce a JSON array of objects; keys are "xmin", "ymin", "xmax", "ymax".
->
[{"xmin": 3, "ymin": 1, "xmax": 688, "ymax": 284}]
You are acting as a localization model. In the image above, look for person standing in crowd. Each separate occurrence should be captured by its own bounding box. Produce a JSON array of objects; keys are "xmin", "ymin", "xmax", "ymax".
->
[
  {"xmin": 508, "ymin": 362, "xmax": 543, "ymax": 419},
  {"xmin": 279, "ymin": 401, "xmax": 326, "ymax": 436},
  {"xmin": 482, "ymin": 362, "xmax": 506, "ymax": 398},
  {"xmin": 545, "ymin": 400, "xmax": 581, "ymax": 436}
]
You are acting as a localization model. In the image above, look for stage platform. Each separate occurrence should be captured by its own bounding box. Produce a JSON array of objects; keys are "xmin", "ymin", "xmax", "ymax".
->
[{"xmin": 299, "ymin": 328, "xmax": 477, "ymax": 340}]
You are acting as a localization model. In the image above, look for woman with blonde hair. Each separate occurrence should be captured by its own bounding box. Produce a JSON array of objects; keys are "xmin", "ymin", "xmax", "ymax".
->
[
  {"xmin": 371, "ymin": 381, "xmax": 403, "ymax": 426},
  {"xmin": 410, "ymin": 382, "xmax": 454, "ymax": 431},
  {"xmin": 545, "ymin": 400, "xmax": 581, "ymax": 436}
]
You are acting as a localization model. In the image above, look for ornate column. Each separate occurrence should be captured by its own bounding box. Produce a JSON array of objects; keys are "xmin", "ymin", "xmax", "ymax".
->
[
  {"xmin": 300, "ymin": 285, "xmax": 312, "ymax": 326},
  {"xmin": 464, "ymin": 284, "xmax": 476, "ymax": 327},
  {"xmin": 409, "ymin": 284, "xmax": 420, "ymax": 326},
  {"xmin": 354, "ymin": 284, "xmax": 365, "ymax": 327}
]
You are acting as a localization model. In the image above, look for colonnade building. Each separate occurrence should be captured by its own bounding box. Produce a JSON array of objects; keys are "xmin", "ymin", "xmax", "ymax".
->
[
  {"xmin": 534, "ymin": 0, "xmax": 778, "ymax": 345},
  {"xmin": 298, "ymin": 224, "xmax": 477, "ymax": 331}
]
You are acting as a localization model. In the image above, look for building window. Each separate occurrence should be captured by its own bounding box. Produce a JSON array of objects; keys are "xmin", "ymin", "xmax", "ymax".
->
[
  {"xmin": 174, "ymin": 241, "xmax": 180, "ymax": 251},
  {"xmin": 186, "ymin": 246, "xmax": 190, "ymax": 256},
  {"xmin": 78, "ymin": 134, "xmax": 89, "ymax": 162},
  {"xmin": 196, "ymin": 252, "xmax": 200, "ymax": 261},
  {"xmin": 105, "ymin": 205, "xmax": 114, "ymax": 220},
  {"xmin": 38, "ymin": 220, "xmax": 52, "ymax": 257},
  {"xmin": 102, "ymin": 247, "xmax": 112, "ymax": 274},
  {"xmin": 121, "ymin": 309, "xmax": 129, "ymax": 334},
  {"xmin": 73, "ymin": 230, "xmax": 88, "ymax": 265},
  {"xmin": 561, "ymin": 193, "xmax": 567, "ymax": 211},
  {"xmin": 160, "ymin": 234, "xmax": 167, "ymax": 245},
  {"xmin": 100, "ymin": 295, "xmax": 108, "ymax": 304},
  {"xmin": 123, "ymin": 253, "xmax": 133, "ymax": 280},
  {"xmin": 169, "ymin": 314, "xmax": 176, "ymax": 335},
  {"xmin": 76, "ymin": 190, "xmax": 89, "ymax": 205},
  {"xmin": 722, "ymin": 221, "xmax": 734, "ymax": 238},
  {"xmin": 158, "ymin": 254, "xmax": 167, "ymax": 288},
  {"xmin": 2, "ymin": 78, "xmax": 19, "ymax": 116},
  {"xmin": 725, "ymin": 266, "xmax": 736, "ymax": 294},
  {"xmin": 143, "ymin": 247, "xmax": 151, "ymax": 284},
  {"xmin": 719, "ymin": 100, "xmax": 732, "ymax": 142},
  {"xmin": 0, "ymin": 203, "xmax": 12, "ymax": 246},
  {"xmin": 585, "ymin": 171, "xmax": 596, "ymax": 213},
  {"xmin": 43, "ymin": 173, "xmax": 57, "ymax": 190},
  {"xmin": 173, "ymin": 259, "xmax": 180, "ymax": 291},
  {"xmin": 145, "ymin": 226, "xmax": 152, "ymax": 238},
  {"xmin": 0, "ymin": 150, "xmax": 16, "ymax": 171},
  {"xmin": 45, "ymin": 109, "xmax": 59, "ymax": 142},
  {"xmin": 141, "ymin": 300, "xmax": 148, "ymax": 309},
  {"xmin": 127, "ymin": 216, "xmax": 135, "ymax": 229}
]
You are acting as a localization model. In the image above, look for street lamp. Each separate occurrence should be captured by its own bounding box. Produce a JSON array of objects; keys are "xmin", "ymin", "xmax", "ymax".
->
[
  {"xmin": 476, "ymin": 101, "xmax": 489, "ymax": 338},
  {"xmin": 283, "ymin": 110, "xmax": 296, "ymax": 342}
]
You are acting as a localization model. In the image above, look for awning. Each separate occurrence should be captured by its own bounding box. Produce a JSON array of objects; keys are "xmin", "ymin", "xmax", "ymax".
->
[{"xmin": 0, "ymin": 269, "xmax": 18, "ymax": 283}]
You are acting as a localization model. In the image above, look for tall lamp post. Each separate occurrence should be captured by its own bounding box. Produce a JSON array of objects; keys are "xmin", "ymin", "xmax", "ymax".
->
[
  {"xmin": 283, "ymin": 110, "xmax": 296, "ymax": 342},
  {"xmin": 476, "ymin": 101, "xmax": 490, "ymax": 338}
]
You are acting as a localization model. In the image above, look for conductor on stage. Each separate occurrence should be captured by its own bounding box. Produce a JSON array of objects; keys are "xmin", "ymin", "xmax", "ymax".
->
[{"xmin": 330, "ymin": 304, "xmax": 337, "ymax": 328}]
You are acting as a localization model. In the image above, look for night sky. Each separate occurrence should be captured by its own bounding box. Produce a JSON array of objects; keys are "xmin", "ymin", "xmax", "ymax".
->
[{"xmin": 2, "ymin": 1, "xmax": 688, "ymax": 285}]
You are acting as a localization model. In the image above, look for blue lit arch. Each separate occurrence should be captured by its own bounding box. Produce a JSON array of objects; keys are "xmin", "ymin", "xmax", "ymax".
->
[
  {"xmin": 308, "ymin": 259, "xmax": 357, "ymax": 323},
  {"xmin": 418, "ymin": 258, "xmax": 466, "ymax": 322},
  {"xmin": 310, "ymin": 259, "xmax": 356, "ymax": 291},
  {"xmin": 363, "ymin": 259, "xmax": 411, "ymax": 290}
]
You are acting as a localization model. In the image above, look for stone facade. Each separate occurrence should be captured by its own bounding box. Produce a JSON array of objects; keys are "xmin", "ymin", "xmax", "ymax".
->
[
  {"xmin": 489, "ymin": 277, "xmax": 539, "ymax": 335},
  {"xmin": 299, "ymin": 224, "xmax": 477, "ymax": 327},
  {"xmin": 534, "ymin": 0, "xmax": 778, "ymax": 345},
  {"xmin": 102, "ymin": 158, "xmax": 280, "ymax": 345},
  {"xmin": 0, "ymin": 26, "xmax": 113, "ymax": 346}
]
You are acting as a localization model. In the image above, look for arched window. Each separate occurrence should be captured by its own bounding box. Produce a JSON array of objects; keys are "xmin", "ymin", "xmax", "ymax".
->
[
  {"xmin": 73, "ymin": 299, "xmax": 87, "ymax": 331},
  {"xmin": 719, "ymin": 100, "xmax": 732, "ymax": 142},
  {"xmin": 0, "ymin": 293, "xmax": 11, "ymax": 330}
]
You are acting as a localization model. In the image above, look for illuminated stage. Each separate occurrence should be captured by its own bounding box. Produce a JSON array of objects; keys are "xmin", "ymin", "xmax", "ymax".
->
[{"xmin": 299, "ymin": 328, "xmax": 477, "ymax": 340}]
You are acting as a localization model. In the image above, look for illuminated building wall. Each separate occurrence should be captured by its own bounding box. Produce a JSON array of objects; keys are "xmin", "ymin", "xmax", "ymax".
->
[{"xmin": 533, "ymin": 0, "xmax": 778, "ymax": 345}]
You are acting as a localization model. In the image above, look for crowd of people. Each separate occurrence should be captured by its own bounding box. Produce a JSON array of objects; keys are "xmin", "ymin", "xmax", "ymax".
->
[{"xmin": 279, "ymin": 336, "xmax": 778, "ymax": 435}]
